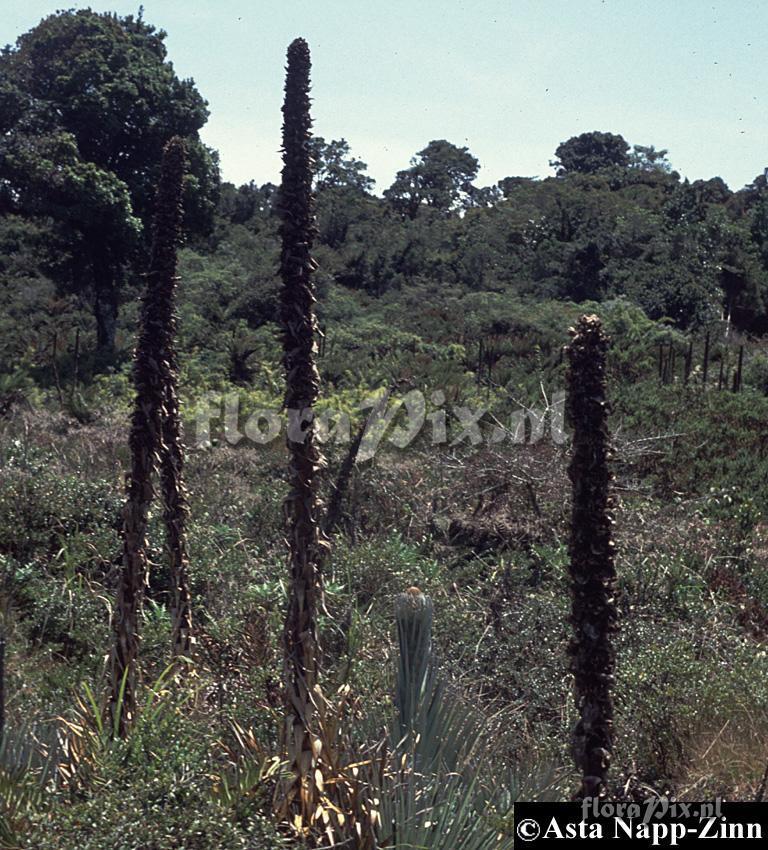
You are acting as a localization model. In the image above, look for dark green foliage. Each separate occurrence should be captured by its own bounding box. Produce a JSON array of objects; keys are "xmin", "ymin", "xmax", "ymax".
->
[
  {"xmin": 27, "ymin": 801, "xmax": 284, "ymax": 850},
  {"xmin": 309, "ymin": 137, "xmax": 375, "ymax": 193},
  {"xmin": 385, "ymin": 139, "xmax": 480, "ymax": 218},
  {"xmin": 0, "ymin": 9, "xmax": 218, "ymax": 356},
  {"xmin": 613, "ymin": 380, "xmax": 768, "ymax": 510},
  {"xmin": 0, "ymin": 455, "xmax": 120, "ymax": 568},
  {"xmin": 553, "ymin": 131, "xmax": 630, "ymax": 175},
  {"xmin": 0, "ymin": 9, "xmax": 215, "ymax": 228},
  {"xmin": 5, "ymin": 116, "xmax": 768, "ymax": 374}
]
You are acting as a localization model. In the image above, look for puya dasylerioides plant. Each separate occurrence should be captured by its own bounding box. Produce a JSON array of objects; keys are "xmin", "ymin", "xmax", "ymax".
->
[
  {"xmin": 566, "ymin": 314, "xmax": 618, "ymax": 800},
  {"xmin": 378, "ymin": 587, "xmax": 513, "ymax": 849},
  {"xmin": 108, "ymin": 137, "xmax": 190, "ymax": 736},
  {"xmin": 395, "ymin": 586, "xmax": 436, "ymax": 743},
  {"xmin": 152, "ymin": 138, "xmax": 194, "ymax": 657},
  {"xmin": 276, "ymin": 37, "xmax": 328, "ymax": 825}
]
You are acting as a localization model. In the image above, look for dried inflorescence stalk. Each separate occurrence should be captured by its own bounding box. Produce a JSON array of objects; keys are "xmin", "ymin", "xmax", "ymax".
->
[
  {"xmin": 151, "ymin": 138, "xmax": 193, "ymax": 656},
  {"xmin": 566, "ymin": 314, "xmax": 618, "ymax": 800},
  {"xmin": 108, "ymin": 137, "xmax": 190, "ymax": 735},
  {"xmin": 277, "ymin": 37, "xmax": 327, "ymax": 825}
]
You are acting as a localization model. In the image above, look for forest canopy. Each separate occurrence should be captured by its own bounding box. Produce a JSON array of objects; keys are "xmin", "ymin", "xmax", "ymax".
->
[{"xmin": 2, "ymin": 12, "xmax": 768, "ymax": 386}]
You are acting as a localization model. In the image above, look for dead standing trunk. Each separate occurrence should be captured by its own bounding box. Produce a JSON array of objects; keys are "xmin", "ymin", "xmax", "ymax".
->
[
  {"xmin": 734, "ymin": 344, "xmax": 744, "ymax": 393},
  {"xmin": 277, "ymin": 38, "xmax": 327, "ymax": 826},
  {"xmin": 684, "ymin": 338, "xmax": 693, "ymax": 385},
  {"xmin": 94, "ymin": 258, "xmax": 119, "ymax": 360},
  {"xmin": 322, "ymin": 423, "xmax": 364, "ymax": 537},
  {"xmin": 702, "ymin": 331, "xmax": 710, "ymax": 387},
  {"xmin": 566, "ymin": 315, "xmax": 618, "ymax": 800}
]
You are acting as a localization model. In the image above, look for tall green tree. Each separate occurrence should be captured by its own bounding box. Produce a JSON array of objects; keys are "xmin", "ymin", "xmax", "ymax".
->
[
  {"xmin": 309, "ymin": 137, "xmax": 376, "ymax": 249},
  {"xmin": 0, "ymin": 9, "xmax": 218, "ymax": 357},
  {"xmin": 628, "ymin": 144, "xmax": 674, "ymax": 174},
  {"xmin": 309, "ymin": 137, "xmax": 374, "ymax": 193},
  {"xmin": 216, "ymin": 181, "xmax": 278, "ymax": 227},
  {"xmin": 385, "ymin": 140, "xmax": 480, "ymax": 218},
  {"xmin": 553, "ymin": 131, "xmax": 630, "ymax": 176}
]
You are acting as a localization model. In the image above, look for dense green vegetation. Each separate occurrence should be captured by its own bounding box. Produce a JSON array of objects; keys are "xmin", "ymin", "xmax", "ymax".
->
[{"xmin": 2, "ymin": 8, "xmax": 768, "ymax": 850}]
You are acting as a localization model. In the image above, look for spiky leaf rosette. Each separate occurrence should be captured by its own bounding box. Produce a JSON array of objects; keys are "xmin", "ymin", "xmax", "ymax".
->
[
  {"xmin": 566, "ymin": 315, "xmax": 618, "ymax": 800},
  {"xmin": 277, "ymin": 37, "xmax": 327, "ymax": 827},
  {"xmin": 378, "ymin": 588, "xmax": 509, "ymax": 849},
  {"xmin": 395, "ymin": 586, "xmax": 435, "ymax": 740}
]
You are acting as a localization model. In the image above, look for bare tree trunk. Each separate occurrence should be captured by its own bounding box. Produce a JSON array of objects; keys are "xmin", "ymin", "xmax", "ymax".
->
[
  {"xmin": 684, "ymin": 338, "xmax": 693, "ymax": 385},
  {"xmin": 734, "ymin": 344, "xmax": 744, "ymax": 393},
  {"xmin": 108, "ymin": 137, "xmax": 188, "ymax": 735},
  {"xmin": 322, "ymin": 389, "xmax": 394, "ymax": 538},
  {"xmin": 94, "ymin": 261, "xmax": 119, "ymax": 361},
  {"xmin": 566, "ymin": 315, "xmax": 618, "ymax": 801},
  {"xmin": 323, "ymin": 420, "xmax": 366, "ymax": 537},
  {"xmin": 702, "ymin": 331, "xmax": 710, "ymax": 387},
  {"xmin": 51, "ymin": 331, "xmax": 63, "ymax": 405},
  {"xmin": 71, "ymin": 328, "xmax": 81, "ymax": 402},
  {"xmin": 276, "ymin": 38, "xmax": 327, "ymax": 826}
]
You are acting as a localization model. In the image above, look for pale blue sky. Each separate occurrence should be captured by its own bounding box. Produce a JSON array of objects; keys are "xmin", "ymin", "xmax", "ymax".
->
[{"xmin": 3, "ymin": 1, "xmax": 767, "ymax": 191}]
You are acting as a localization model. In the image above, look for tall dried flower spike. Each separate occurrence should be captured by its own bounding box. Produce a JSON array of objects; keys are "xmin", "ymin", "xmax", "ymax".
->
[
  {"xmin": 566, "ymin": 314, "xmax": 618, "ymax": 800},
  {"xmin": 277, "ymin": 37, "xmax": 327, "ymax": 826},
  {"xmin": 107, "ymin": 137, "xmax": 189, "ymax": 736},
  {"xmin": 150, "ymin": 137, "xmax": 193, "ymax": 656}
]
